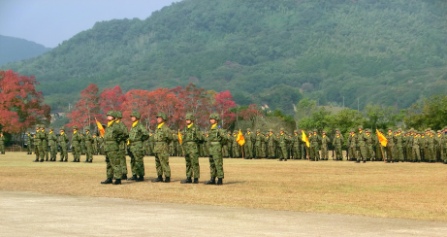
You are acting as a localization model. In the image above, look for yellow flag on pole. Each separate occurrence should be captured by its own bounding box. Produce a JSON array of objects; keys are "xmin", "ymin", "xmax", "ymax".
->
[
  {"xmin": 178, "ymin": 130, "xmax": 183, "ymax": 145},
  {"xmin": 95, "ymin": 117, "xmax": 105, "ymax": 137},
  {"xmin": 301, "ymin": 130, "xmax": 310, "ymax": 148},
  {"xmin": 236, "ymin": 129, "xmax": 245, "ymax": 146},
  {"xmin": 376, "ymin": 129, "xmax": 388, "ymax": 147}
]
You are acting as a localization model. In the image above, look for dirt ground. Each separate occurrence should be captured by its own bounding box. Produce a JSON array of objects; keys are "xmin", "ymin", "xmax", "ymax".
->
[{"xmin": 1, "ymin": 191, "xmax": 446, "ymax": 237}]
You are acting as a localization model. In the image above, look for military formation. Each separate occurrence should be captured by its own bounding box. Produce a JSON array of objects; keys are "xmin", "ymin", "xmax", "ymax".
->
[{"xmin": 17, "ymin": 115, "xmax": 447, "ymax": 186}]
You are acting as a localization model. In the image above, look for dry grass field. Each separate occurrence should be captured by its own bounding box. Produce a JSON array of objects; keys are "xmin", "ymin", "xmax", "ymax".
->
[{"xmin": 1, "ymin": 152, "xmax": 447, "ymax": 222}]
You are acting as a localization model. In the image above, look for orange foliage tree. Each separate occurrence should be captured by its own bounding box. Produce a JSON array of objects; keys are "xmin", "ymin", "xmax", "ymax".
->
[{"xmin": 0, "ymin": 70, "xmax": 50, "ymax": 133}]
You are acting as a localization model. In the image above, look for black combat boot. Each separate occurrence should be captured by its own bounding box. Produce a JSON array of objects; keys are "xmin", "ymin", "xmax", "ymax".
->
[
  {"xmin": 128, "ymin": 175, "xmax": 137, "ymax": 181},
  {"xmin": 121, "ymin": 174, "xmax": 128, "ymax": 180},
  {"xmin": 164, "ymin": 177, "xmax": 170, "ymax": 183},
  {"xmin": 181, "ymin": 177, "xmax": 192, "ymax": 184},
  {"xmin": 136, "ymin": 176, "xmax": 144, "ymax": 182},
  {"xmin": 205, "ymin": 177, "xmax": 216, "ymax": 185},
  {"xmin": 101, "ymin": 178, "xmax": 113, "ymax": 184},
  {"xmin": 113, "ymin": 179, "xmax": 121, "ymax": 185},
  {"xmin": 217, "ymin": 178, "xmax": 223, "ymax": 185},
  {"xmin": 193, "ymin": 178, "xmax": 199, "ymax": 184},
  {"xmin": 152, "ymin": 175, "xmax": 163, "ymax": 183}
]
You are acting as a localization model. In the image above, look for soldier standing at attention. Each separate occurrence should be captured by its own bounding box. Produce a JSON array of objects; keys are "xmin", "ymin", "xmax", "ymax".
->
[
  {"xmin": 277, "ymin": 128, "xmax": 290, "ymax": 161},
  {"xmin": 58, "ymin": 127, "xmax": 69, "ymax": 162},
  {"xmin": 356, "ymin": 126, "xmax": 367, "ymax": 163},
  {"xmin": 254, "ymin": 129, "xmax": 265, "ymax": 159},
  {"xmin": 206, "ymin": 113, "xmax": 226, "ymax": 185},
  {"xmin": 101, "ymin": 111, "xmax": 125, "ymax": 185},
  {"xmin": 84, "ymin": 127, "xmax": 93, "ymax": 163},
  {"xmin": 244, "ymin": 128, "xmax": 254, "ymax": 159},
  {"xmin": 152, "ymin": 112, "xmax": 173, "ymax": 183},
  {"xmin": 48, "ymin": 128, "xmax": 58, "ymax": 161},
  {"xmin": 41, "ymin": 126, "xmax": 49, "ymax": 161},
  {"xmin": 332, "ymin": 129, "xmax": 343, "ymax": 160},
  {"xmin": 309, "ymin": 129, "xmax": 321, "ymax": 161},
  {"xmin": 127, "ymin": 111, "xmax": 149, "ymax": 182},
  {"xmin": 320, "ymin": 131, "xmax": 330, "ymax": 160},
  {"xmin": 115, "ymin": 111, "xmax": 129, "ymax": 180},
  {"xmin": 181, "ymin": 113, "xmax": 203, "ymax": 184},
  {"xmin": 347, "ymin": 130, "xmax": 357, "ymax": 161},
  {"xmin": 0, "ymin": 132, "xmax": 5, "ymax": 154},
  {"xmin": 33, "ymin": 125, "xmax": 41, "ymax": 162},
  {"xmin": 71, "ymin": 126, "xmax": 82, "ymax": 162},
  {"xmin": 394, "ymin": 128, "xmax": 404, "ymax": 162},
  {"xmin": 292, "ymin": 130, "xmax": 301, "ymax": 160},
  {"xmin": 26, "ymin": 131, "xmax": 33, "ymax": 155},
  {"xmin": 385, "ymin": 128, "xmax": 395, "ymax": 162},
  {"xmin": 266, "ymin": 129, "xmax": 276, "ymax": 158},
  {"xmin": 364, "ymin": 129, "xmax": 375, "ymax": 162}
]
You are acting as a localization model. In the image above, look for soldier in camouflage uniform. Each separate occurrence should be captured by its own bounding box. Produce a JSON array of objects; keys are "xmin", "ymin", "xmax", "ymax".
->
[
  {"xmin": 33, "ymin": 125, "xmax": 41, "ymax": 162},
  {"xmin": 254, "ymin": 129, "xmax": 265, "ymax": 159},
  {"xmin": 84, "ymin": 127, "xmax": 93, "ymax": 162},
  {"xmin": 71, "ymin": 126, "xmax": 82, "ymax": 162},
  {"xmin": 266, "ymin": 129, "xmax": 276, "ymax": 158},
  {"xmin": 385, "ymin": 128, "xmax": 395, "ymax": 162},
  {"xmin": 309, "ymin": 129, "xmax": 321, "ymax": 161},
  {"xmin": 127, "ymin": 111, "xmax": 149, "ymax": 182},
  {"xmin": 41, "ymin": 126, "xmax": 49, "ymax": 161},
  {"xmin": 26, "ymin": 131, "xmax": 33, "ymax": 155},
  {"xmin": 0, "ymin": 132, "xmax": 5, "ymax": 154},
  {"xmin": 180, "ymin": 113, "xmax": 203, "ymax": 184},
  {"xmin": 205, "ymin": 113, "xmax": 226, "ymax": 185},
  {"xmin": 115, "ymin": 111, "xmax": 129, "ymax": 179},
  {"xmin": 277, "ymin": 128, "xmax": 290, "ymax": 161},
  {"xmin": 152, "ymin": 112, "xmax": 173, "ymax": 183},
  {"xmin": 58, "ymin": 127, "xmax": 69, "ymax": 162},
  {"xmin": 394, "ymin": 128, "xmax": 404, "ymax": 162},
  {"xmin": 48, "ymin": 128, "xmax": 58, "ymax": 161},
  {"xmin": 356, "ymin": 126, "xmax": 367, "ymax": 163},
  {"xmin": 291, "ymin": 130, "xmax": 301, "ymax": 160},
  {"xmin": 101, "ymin": 111, "xmax": 125, "ymax": 185},
  {"xmin": 231, "ymin": 131, "xmax": 241, "ymax": 158},
  {"xmin": 320, "ymin": 131, "xmax": 330, "ymax": 160},
  {"xmin": 92, "ymin": 134, "xmax": 99, "ymax": 155},
  {"xmin": 332, "ymin": 129, "xmax": 343, "ymax": 160},
  {"xmin": 347, "ymin": 130, "xmax": 357, "ymax": 161},
  {"xmin": 364, "ymin": 129, "xmax": 375, "ymax": 162},
  {"xmin": 244, "ymin": 128, "xmax": 254, "ymax": 159}
]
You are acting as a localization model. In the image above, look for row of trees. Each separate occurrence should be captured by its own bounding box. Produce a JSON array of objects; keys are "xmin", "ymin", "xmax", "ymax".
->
[{"xmin": 66, "ymin": 83, "xmax": 252, "ymax": 130}]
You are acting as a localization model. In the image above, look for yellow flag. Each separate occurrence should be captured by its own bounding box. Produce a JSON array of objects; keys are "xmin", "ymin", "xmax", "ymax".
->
[
  {"xmin": 95, "ymin": 117, "xmax": 105, "ymax": 137},
  {"xmin": 301, "ymin": 130, "xmax": 310, "ymax": 148},
  {"xmin": 236, "ymin": 129, "xmax": 245, "ymax": 146},
  {"xmin": 376, "ymin": 129, "xmax": 388, "ymax": 147},
  {"xmin": 178, "ymin": 130, "xmax": 183, "ymax": 145}
]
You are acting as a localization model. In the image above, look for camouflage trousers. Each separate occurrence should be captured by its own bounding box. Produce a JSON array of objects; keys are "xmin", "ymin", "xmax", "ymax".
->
[
  {"xmin": 50, "ymin": 144, "xmax": 57, "ymax": 161},
  {"xmin": 85, "ymin": 143, "xmax": 93, "ymax": 162},
  {"xmin": 154, "ymin": 142, "xmax": 171, "ymax": 178},
  {"xmin": 59, "ymin": 144, "xmax": 68, "ymax": 161},
  {"xmin": 129, "ymin": 142, "xmax": 145, "ymax": 177},
  {"xmin": 72, "ymin": 144, "xmax": 81, "ymax": 162},
  {"xmin": 183, "ymin": 142, "xmax": 200, "ymax": 179},
  {"xmin": 105, "ymin": 150, "xmax": 122, "ymax": 180},
  {"xmin": 208, "ymin": 142, "xmax": 224, "ymax": 179}
]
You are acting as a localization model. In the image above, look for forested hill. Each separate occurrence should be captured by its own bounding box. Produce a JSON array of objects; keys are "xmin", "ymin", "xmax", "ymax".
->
[
  {"xmin": 4, "ymin": 0, "xmax": 447, "ymax": 113},
  {"xmin": 0, "ymin": 35, "xmax": 51, "ymax": 66}
]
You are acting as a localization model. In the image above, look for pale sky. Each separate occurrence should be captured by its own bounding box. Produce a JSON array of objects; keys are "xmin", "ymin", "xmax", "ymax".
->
[{"xmin": 0, "ymin": 0, "xmax": 180, "ymax": 48}]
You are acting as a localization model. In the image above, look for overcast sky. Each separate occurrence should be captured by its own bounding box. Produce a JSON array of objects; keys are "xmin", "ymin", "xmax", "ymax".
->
[{"xmin": 0, "ymin": 0, "xmax": 179, "ymax": 48}]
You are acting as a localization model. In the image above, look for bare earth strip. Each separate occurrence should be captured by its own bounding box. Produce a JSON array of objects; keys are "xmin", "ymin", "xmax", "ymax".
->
[
  {"xmin": 1, "ymin": 191, "xmax": 447, "ymax": 237},
  {"xmin": 1, "ymin": 152, "xmax": 447, "ymax": 236}
]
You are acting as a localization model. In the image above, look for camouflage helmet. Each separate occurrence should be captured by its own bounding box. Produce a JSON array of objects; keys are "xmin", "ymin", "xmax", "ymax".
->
[
  {"xmin": 60, "ymin": 127, "xmax": 65, "ymax": 131},
  {"xmin": 156, "ymin": 112, "xmax": 167, "ymax": 121},
  {"xmin": 106, "ymin": 110, "xmax": 115, "ymax": 117},
  {"xmin": 73, "ymin": 126, "xmax": 78, "ymax": 130},
  {"xmin": 185, "ymin": 113, "xmax": 195, "ymax": 121},
  {"xmin": 84, "ymin": 127, "xmax": 90, "ymax": 131},
  {"xmin": 131, "ymin": 111, "xmax": 141, "ymax": 119},
  {"xmin": 115, "ymin": 111, "xmax": 123, "ymax": 119},
  {"xmin": 209, "ymin": 113, "xmax": 220, "ymax": 120}
]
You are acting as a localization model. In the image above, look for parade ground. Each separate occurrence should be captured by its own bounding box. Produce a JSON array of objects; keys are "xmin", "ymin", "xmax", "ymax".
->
[{"xmin": 1, "ymin": 153, "xmax": 447, "ymax": 236}]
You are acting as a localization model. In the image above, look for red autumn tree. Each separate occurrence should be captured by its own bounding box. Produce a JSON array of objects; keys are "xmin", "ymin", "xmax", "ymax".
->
[
  {"xmin": 213, "ymin": 90, "xmax": 236, "ymax": 128},
  {"xmin": 147, "ymin": 88, "xmax": 183, "ymax": 129},
  {"xmin": 66, "ymin": 83, "xmax": 100, "ymax": 129},
  {"xmin": 0, "ymin": 70, "xmax": 50, "ymax": 133},
  {"xmin": 171, "ymin": 83, "xmax": 211, "ymax": 129},
  {"xmin": 98, "ymin": 85, "xmax": 125, "ymax": 121},
  {"xmin": 121, "ymin": 89, "xmax": 152, "ymax": 128}
]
